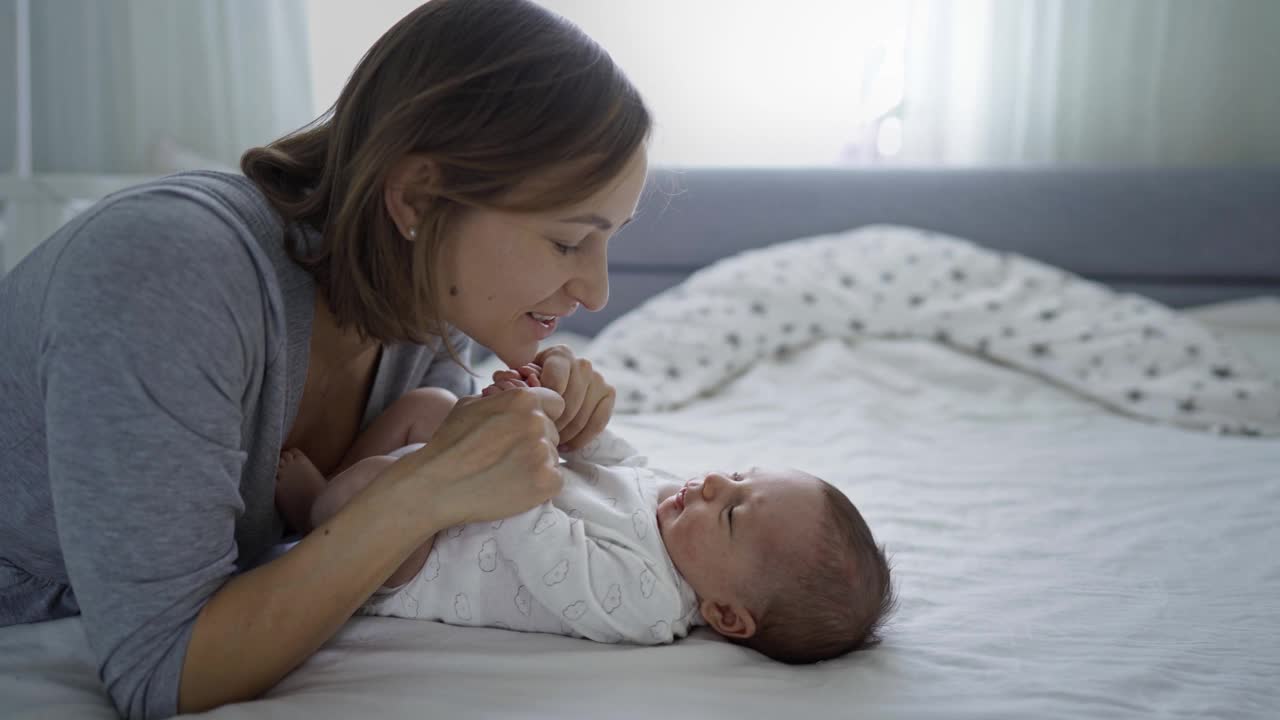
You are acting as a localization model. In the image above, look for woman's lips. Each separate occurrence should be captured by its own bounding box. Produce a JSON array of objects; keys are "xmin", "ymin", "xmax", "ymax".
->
[{"xmin": 524, "ymin": 312, "xmax": 557, "ymax": 339}]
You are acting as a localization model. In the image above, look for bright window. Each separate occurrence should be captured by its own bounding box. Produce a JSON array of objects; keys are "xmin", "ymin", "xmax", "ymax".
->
[{"xmin": 305, "ymin": 0, "xmax": 910, "ymax": 167}]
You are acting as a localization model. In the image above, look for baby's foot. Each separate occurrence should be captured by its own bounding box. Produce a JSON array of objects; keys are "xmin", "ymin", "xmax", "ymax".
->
[
  {"xmin": 277, "ymin": 448, "xmax": 325, "ymax": 491},
  {"xmin": 276, "ymin": 448, "xmax": 327, "ymax": 534}
]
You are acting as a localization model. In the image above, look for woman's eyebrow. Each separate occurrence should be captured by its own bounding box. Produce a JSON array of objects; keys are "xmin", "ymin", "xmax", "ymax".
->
[{"xmin": 559, "ymin": 214, "xmax": 634, "ymax": 231}]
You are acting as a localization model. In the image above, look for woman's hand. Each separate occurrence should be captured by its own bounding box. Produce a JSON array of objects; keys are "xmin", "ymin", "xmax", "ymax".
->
[
  {"xmin": 533, "ymin": 345, "xmax": 616, "ymax": 452},
  {"xmin": 399, "ymin": 386, "xmax": 566, "ymax": 526}
]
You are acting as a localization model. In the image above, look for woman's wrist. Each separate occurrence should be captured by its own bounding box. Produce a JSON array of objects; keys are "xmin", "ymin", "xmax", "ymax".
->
[
  {"xmin": 366, "ymin": 453, "xmax": 458, "ymax": 544},
  {"xmin": 181, "ymin": 454, "xmax": 444, "ymax": 713}
]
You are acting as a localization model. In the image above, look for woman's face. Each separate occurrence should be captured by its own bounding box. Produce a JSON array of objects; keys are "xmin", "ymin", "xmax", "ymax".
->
[{"xmin": 438, "ymin": 147, "xmax": 649, "ymax": 367}]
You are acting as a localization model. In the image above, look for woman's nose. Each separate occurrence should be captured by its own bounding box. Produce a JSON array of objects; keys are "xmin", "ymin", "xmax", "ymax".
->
[{"xmin": 565, "ymin": 251, "xmax": 609, "ymax": 312}]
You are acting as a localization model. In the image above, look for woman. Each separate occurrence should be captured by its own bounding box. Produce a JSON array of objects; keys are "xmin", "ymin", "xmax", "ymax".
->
[{"xmin": 0, "ymin": 1, "xmax": 649, "ymax": 717}]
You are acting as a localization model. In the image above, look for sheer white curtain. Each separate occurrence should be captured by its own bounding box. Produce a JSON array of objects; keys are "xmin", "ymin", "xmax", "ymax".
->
[
  {"xmin": 1, "ymin": 0, "xmax": 313, "ymax": 272},
  {"xmin": 897, "ymin": 0, "xmax": 1280, "ymax": 165},
  {"xmin": 15, "ymin": 0, "xmax": 313, "ymax": 174},
  {"xmin": 538, "ymin": 0, "xmax": 912, "ymax": 167},
  {"xmin": 534, "ymin": 0, "xmax": 1280, "ymax": 167}
]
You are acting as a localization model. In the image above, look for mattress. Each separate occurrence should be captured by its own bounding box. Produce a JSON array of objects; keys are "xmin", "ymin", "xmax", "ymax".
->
[{"xmin": 2, "ymin": 298, "xmax": 1278, "ymax": 719}]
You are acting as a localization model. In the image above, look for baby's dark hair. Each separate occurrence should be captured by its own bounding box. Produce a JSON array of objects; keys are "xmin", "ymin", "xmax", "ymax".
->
[{"xmin": 739, "ymin": 480, "xmax": 895, "ymax": 664}]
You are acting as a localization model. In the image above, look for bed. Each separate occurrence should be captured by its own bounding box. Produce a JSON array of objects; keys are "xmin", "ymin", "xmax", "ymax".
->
[{"xmin": 2, "ymin": 167, "xmax": 1278, "ymax": 719}]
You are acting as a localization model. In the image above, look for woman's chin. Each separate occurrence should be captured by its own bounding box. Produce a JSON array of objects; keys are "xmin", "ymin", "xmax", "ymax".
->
[{"xmin": 492, "ymin": 341, "xmax": 538, "ymax": 370}]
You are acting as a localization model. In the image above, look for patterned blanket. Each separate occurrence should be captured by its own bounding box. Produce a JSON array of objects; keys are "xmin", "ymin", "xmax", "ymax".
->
[{"xmin": 589, "ymin": 225, "xmax": 1280, "ymax": 437}]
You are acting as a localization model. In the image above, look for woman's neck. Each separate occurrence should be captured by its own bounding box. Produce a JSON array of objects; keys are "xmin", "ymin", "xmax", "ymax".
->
[{"xmin": 311, "ymin": 289, "xmax": 380, "ymax": 369}]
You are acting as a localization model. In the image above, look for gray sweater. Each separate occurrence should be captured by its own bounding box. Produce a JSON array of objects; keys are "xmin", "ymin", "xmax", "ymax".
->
[{"xmin": 0, "ymin": 171, "xmax": 476, "ymax": 719}]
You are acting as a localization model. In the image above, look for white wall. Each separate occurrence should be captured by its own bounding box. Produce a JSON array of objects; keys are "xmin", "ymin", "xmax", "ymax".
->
[{"xmin": 305, "ymin": 0, "xmax": 909, "ymax": 167}]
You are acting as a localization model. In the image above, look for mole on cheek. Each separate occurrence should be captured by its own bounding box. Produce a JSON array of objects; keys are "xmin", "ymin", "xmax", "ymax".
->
[{"xmin": 449, "ymin": 286, "xmax": 458, "ymax": 296}]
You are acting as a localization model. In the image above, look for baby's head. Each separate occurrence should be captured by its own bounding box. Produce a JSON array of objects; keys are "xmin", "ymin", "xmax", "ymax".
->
[{"xmin": 656, "ymin": 468, "xmax": 894, "ymax": 663}]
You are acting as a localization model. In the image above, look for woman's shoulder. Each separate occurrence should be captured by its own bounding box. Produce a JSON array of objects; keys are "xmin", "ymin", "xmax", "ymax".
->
[
  {"xmin": 33, "ymin": 171, "xmax": 298, "ymax": 346},
  {"xmin": 93, "ymin": 170, "xmax": 284, "ymax": 241},
  {"xmin": 48, "ymin": 170, "xmax": 294, "ymax": 284}
]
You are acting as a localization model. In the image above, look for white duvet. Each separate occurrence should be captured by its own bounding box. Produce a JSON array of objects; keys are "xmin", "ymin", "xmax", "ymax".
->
[{"xmin": 3, "ymin": 299, "xmax": 1277, "ymax": 720}]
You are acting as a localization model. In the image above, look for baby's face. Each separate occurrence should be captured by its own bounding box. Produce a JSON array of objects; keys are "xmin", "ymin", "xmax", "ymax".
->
[{"xmin": 656, "ymin": 468, "xmax": 826, "ymax": 606}]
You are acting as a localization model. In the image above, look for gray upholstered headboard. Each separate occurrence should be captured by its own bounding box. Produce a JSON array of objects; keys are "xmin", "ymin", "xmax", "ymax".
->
[{"xmin": 560, "ymin": 166, "xmax": 1280, "ymax": 338}]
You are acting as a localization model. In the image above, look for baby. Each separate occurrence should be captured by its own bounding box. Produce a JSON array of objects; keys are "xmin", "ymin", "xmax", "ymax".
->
[{"xmin": 276, "ymin": 364, "xmax": 895, "ymax": 663}]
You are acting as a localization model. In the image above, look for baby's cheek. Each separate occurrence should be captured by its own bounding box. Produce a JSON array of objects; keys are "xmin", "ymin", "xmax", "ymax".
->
[{"xmin": 677, "ymin": 534, "xmax": 698, "ymax": 564}]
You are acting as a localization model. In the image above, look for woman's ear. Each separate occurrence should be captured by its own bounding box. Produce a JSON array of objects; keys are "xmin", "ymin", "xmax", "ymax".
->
[
  {"xmin": 699, "ymin": 598, "xmax": 758, "ymax": 640},
  {"xmin": 384, "ymin": 154, "xmax": 439, "ymax": 240}
]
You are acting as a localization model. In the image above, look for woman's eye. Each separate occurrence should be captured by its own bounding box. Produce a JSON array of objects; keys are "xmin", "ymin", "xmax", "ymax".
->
[
  {"xmin": 731, "ymin": 472, "xmax": 744, "ymax": 481},
  {"xmin": 550, "ymin": 240, "xmax": 579, "ymax": 255}
]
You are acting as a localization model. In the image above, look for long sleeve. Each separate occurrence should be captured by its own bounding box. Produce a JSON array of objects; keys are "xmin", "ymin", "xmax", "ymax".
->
[
  {"xmin": 498, "ymin": 504, "xmax": 685, "ymax": 643},
  {"xmin": 498, "ymin": 454, "xmax": 695, "ymax": 644},
  {"xmin": 38, "ymin": 194, "xmax": 267, "ymax": 719},
  {"xmin": 561, "ymin": 427, "xmax": 646, "ymax": 467},
  {"xmin": 359, "ymin": 427, "xmax": 697, "ymax": 643}
]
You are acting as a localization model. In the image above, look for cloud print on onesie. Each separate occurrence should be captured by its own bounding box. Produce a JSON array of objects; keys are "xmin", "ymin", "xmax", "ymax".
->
[{"xmin": 358, "ymin": 427, "xmax": 701, "ymax": 646}]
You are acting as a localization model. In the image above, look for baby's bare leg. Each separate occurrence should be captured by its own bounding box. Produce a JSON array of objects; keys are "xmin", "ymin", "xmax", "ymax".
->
[
  {"xmin": 310, "ymin": 455, "xmax": 435, "ymax": 588},
  {"xmin": 332, "ymin": 387, "xmax": 459, "ymax": 475}
]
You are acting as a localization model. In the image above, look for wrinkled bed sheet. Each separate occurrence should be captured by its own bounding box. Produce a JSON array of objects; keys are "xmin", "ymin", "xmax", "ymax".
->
[{"xmin": 2, "ymin": 300, "xmax": 1277, "ymax": 720}]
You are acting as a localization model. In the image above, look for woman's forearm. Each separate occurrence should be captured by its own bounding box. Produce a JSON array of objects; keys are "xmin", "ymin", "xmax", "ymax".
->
[{"xmin": 177, "ymin": 462, "xmax": 443, "ymax": 714}]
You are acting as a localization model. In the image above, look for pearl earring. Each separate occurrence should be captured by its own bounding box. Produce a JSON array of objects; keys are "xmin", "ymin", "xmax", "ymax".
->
[{"xmin": 407, "ymin": 228, "xmax": 417, "ymax": 240}]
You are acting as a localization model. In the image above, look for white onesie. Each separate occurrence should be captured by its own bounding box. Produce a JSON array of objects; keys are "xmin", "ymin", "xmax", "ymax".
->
[{"xmin": 360, "ymin": 430, "xmax": 703, "ymax": 645}]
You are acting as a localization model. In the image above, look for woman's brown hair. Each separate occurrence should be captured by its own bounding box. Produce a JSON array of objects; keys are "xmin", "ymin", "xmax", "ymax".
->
[{"xmin": 241, "ymin": 0, "xmax": 651, "ymax": 354}]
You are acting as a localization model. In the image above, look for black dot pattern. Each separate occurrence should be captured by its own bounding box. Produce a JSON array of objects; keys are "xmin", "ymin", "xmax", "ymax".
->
[{"xmin": 589, "ymin": 225, "xmax": 1276, "ymax": 436}]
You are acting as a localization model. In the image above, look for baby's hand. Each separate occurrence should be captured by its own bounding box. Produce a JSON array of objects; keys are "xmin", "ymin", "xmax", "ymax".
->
[
  {"xmin": 514, "ymin": 363, "xmax": 542, "ymax": 387},
  {"xmin": 480, "ymin": 364, "xmax": 543, "ymax": 397}
]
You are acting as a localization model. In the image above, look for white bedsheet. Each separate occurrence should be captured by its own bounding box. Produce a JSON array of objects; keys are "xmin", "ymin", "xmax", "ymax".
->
[{"xmin": 2, "ymin": 301, "xmax": 1278, "ymax": 720}]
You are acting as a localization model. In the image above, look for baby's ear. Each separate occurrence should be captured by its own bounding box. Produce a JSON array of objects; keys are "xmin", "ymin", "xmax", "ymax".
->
[{"xmin": 699, "ymin": 599, "xmax": 757, "ymax": 640}]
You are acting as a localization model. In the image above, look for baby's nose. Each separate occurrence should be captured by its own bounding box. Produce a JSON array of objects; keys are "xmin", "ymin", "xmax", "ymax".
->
[{"xmin": 701, "ymin": 472, "xmax": 731, "ymax": 499}]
